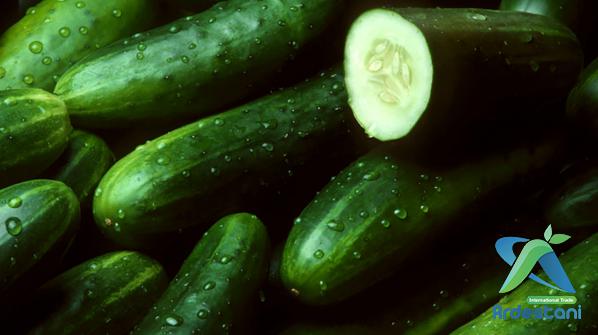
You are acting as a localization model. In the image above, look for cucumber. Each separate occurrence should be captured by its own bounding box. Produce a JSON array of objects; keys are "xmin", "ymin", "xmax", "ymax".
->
[
  {"xmin": 54, "ymin": 0, "xmax": 345, "ymax": 128},
  {"xmin": 0, "ymin": 0, "xmax": 157, "ymax": 91},
  {"xmin": 281, "ymin": 141, "xmax": 559, "ymax": 305},
  {"xmin": 344, "ymin": 8, "xmax": 582, "ymax": 141},
  {"xmin": 545, "ymin": 163, "xmax": 598, "ymax": 231},
  {"xmin": 499, "ymin": 0, "xmax": 582, "ymax": 28},
  {"xmin": 132, "ymin": 213, "xmax": 269, "ymax": 334},
  {"xmin": 567, "ymin": 58, "xmax": 598, "ymax": 136},
  {"xmin": 27, "ymin": 251, "xmax": 168, "ymax": 335},
  {"xmin": 0, "ymin": 180, "xmax": 79, "ymax": 293},
  {"xmin": 0, "ymin": 88, "xmax": 71, "ymax": 188},
  {"xmin": 44, "ymin": 130, "xmax": 114, "ymax": 207},
  {"xmin": 451, "ymin": 233, "xmax": 598, "ymax": 334},
  {"xmin": 93, "ymin": 69, "xmax": 354, "ymax": 248}
]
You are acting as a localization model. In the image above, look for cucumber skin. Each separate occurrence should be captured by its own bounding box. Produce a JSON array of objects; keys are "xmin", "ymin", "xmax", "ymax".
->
[
  {"xmin": 281, "ymin": 143, "xmax": 557, "ymax": 305},
  {"xmin": 93, "ymin": 70, "xmax": 352, "ymax": 248},
  {"xmin": 452, "ymin": 233, "xmax": 598, "ymax": 335},
  {"xmin": 499, "ymin": 0, "xmax": 581, "ymax": 28},
  {"xmin": 132, "ymin": 213, "xmax": 269, "ymax": 335},
  {"xmin": 0, "ymin": 180, "xmax": 80, "ymax": 293},
  {"xmin": 44, "ymin": 130, "xmax": 114, "ymax": 207},
  {"xmin": 348, "ymin": 8, "xmax": 582, "ymax": 143},
  {"xmin": 545, "ymin": 165, "xmax": 598, "ymax": 231},
  {"xmin": 0, "ymin": 0, "xmax": 156, "ymax": 91},
  {"xmin": 28, "ymin": 251, "xmax": 168, "ymax": 335},
  {"xmin": 567, "ymin": 58, "xmax": 598, "ymax": 136},
  {"xmin": 0, "ymin": 89, "xmax": 71, "ymax": 188},
  {"xmin": 55, "ymin": 0, "xmax": 344, "ymax": 128}
]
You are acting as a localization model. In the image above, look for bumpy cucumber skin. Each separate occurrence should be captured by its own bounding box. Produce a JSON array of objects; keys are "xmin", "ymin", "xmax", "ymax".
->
[
  {"xmin": 132, "ymin": 213, "xmax": 269, "ymax": 335},
  {"xmin": 567, "ymin": 58, "xmax": 598, "ymax": 136},
  {"xmin": 0, "ymin": 0, "xmax": 156, "ymax": 91},
  {"xmin": 28, "ymin": 251, "xmax": 168, "ymax": 335},
  {"xmin": 44, "ymin": 130, "xmax": 114, "ymax": 207},
  {"xmin": 55, "ymin": 0, "xmax": 344, "ymax": 128},
  {"xmin": 546, "ymin": 165, "xmax": 598, "ymax": 230},
  {"xmin": 347, "ymin": 8, "xmax": 582, "ymax": 142},
  {"xmin": 452, "ymin": 233, "xmax": 598, "ymax": 334},
  {"xmin": 281, "ymin": 143, "xmax": 557, "ymax": 305},
  {"xmin": 0, "ymin": 88, "xmax": 71, "ymax": 188},
  {"xmin": 0, "ymin": 180, "xmax": 80, "ymax": 293},
  {"xmin": 92, "ymin": 70, "xmax": 351, "ymax": 248}
]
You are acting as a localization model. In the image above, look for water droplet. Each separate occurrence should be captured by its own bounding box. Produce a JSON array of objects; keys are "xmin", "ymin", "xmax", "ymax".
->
[
  {"xmin": 28, "ymin": 41, "xmax": 43, "ymax": 54},
  {"xmin": 326, "ymin": 220, "xmax": 344, "ymax": 232},
  {"xmin": 137, "ymin": 43, "xmax": 146, "ymax": 51},
  {"xmin": 313, "ymin": 249, "xmax": 325, "ymax": 259},
  {"xmin": 182, "ymin": 170, "xmax": 191, "ymax": 178},
  {"xmin": 136, "ymin": 52, "xmax": 144, "ymax": 60},
  {"xmin": 260, "ymin": 119, "xmax": 278, "ymax": 129},
  {"xmin": 363, "ymin": 171, "xmax": 380, "ymax": 181},
  {"xmin": 294, "ymin": 217, "xmax": 302, "ymax": 225},
  {"xmin": 117, "ymin": 209, "xmax": 125, "ymax": 219},
  {"xmin": 277, "ymin": 20, "xmax": 287, "ymax": 26},
  {"xmin": 26, "ymin": 7, "xmax": 36, "ymax": 15},
  {"xmin": 470, "ymin": 13, "xmax": 487, "ymax": 21},
  {"xmin": 112, "ymin": 9, "xmax": 122, "ymax": 18},
  {"xmin": 78, "ymin": 26, "xmax": 88, "ymax": 35},
  {"xmin": 157, "ymin": 157, "xmax": 170, "ymax": 165},
  {"xmin": 42, "ymin": 56, "xmax": 53, "ymax": 65},
  {"xmin": 180, "ymin": 55, "xmax": 190, "ymax": 64},
  {"xmin": 203, "ymin": 281, "xmax": 216, "ymax": 290},
  {"xmin": 75, "ymin": 1, "xmax": 85, "ymax": 8},
  {"xmin": 380, "ymin": 219, "xmax": 391, "ymax": 228},
  {"xmin": 254, "ymin": 38, "xmax": 262, "ymax": 45},
  {"xmin": 23, "ymin": 74, "xmax": 35, "ymax": 85},
  {"xmin": 419, "ymin": 174, "xmax": 430, "ymax": 181},
  {"xmin": 213, "ymin": 118, "xmax": 224, "ymax": 126},
  {"xmin": 8, "ymin": 197, "xmax": 22, "ymax": 208},
  {"xmin": 529, "ymin": 60, "xmax": 540, "ymax": 72},
  {"xmin": 440, "ymin": 290, "xmax": 449, "ymax": 298},
  {"xmin": 95, "ymin": 188, "xmax": 103, "ymax": 197},
  {"xmin": 0, "ymin": 67, "xmax": 5, "ymax": 79},
  {"xmin": 219, "ymin": 255, "xmax": 232, "ymax": 264},
  {"xmin": 359, "ymin": 210, "xmax": 369, "ymax": 218},
  {"xmin": 261, "ymin": 142, "xmax": 274, "ymax": 152},
  {"xmin": 197, "ymin": 309, "xmax": 209, "ymax": 319},
  {"xmin": 419, "ymin": 204, "xmax": 430, "ymax": 213},
  {"xmin": 319, "ymin": 280, "xmax": 328, "ymax": 291},
  {"xmin": 59, "ymin": 27, "xmax": 71, "ymax": 37},
  {"xmin": 188, "ymin": 43, "xmax": 197, "ymax": 49},
  {"xmin": 5, "ymin": 217, "xmax": 22, "ymax": 236},
  {"xmin": 165, "ymin": 315, "xmax": 183, "ymax": 327},
  {"xmin": 353, "ymin": 251, "xmax": 362, "ymax": 259},
  {"xmin": 394, "ymin": 208, "xmax": 408, "ymax": 220},
  {"xmin": 169, "ymin": 25, "xmax": 180, "ymax": 33}
]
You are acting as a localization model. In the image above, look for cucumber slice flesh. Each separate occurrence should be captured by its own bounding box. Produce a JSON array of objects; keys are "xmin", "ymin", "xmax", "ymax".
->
[{"xmin": 345, "ymin": 9, "xmax": 433, "ymax": 141}]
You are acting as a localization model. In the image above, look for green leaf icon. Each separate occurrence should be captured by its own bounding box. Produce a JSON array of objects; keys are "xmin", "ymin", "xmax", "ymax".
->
[
  {"xmin": 544, "ymin": 224, "xmax": 553, "ymax": 241},
  {"xmin": 549, "ymin": 234, "xmax": 571, "ymax": 245}
]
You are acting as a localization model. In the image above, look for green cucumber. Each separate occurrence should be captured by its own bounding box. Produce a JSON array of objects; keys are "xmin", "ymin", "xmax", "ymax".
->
[
  {"xmin": 499, "ymin": 0, "xmax": 582, "ymax": 28},
  {"xmin": 451, "ymin": 233, "xmax": 598, "ymax": 334},
  {"xmin": 281, "ymin": 142, "xmax": 559, "ymax": 305},
  {"xmin": 344, "ymin": 8, "xmax": 582, "ymax": 141},
  {"xmin": 132, "ymin": 213, "xmax": 269, "ymax": 334},
  {"xmin": 93, "ymin": 69, "xmax": 354, "ymax": 248},
  {"xmin": 27, "ymin": 251, "xmax": 168, "ymax": 335},
  {"xmin": 567, "ymin": 58, "xmax": 598, "ymax": 136},
  {"xmin": 0, "ymin": 179, "xmax": 79, "ymax": 293},
  {"xmin": 44, "ymin": 130, "xmax": 114, "ymax": 207},
  {"xmin": 545, "ymin": 163, "xmax": 598, "ymax": 231},
  {"xmin": 0, "ymin": 88, "xmax": 71, "ymax": 188},
  {"xmin": 54, "ymin": 0, "xmax": 344, "ymax": 128},
  {"xmin": 0, "ymin": 0, "xmax": 156, "ymax": 91}
]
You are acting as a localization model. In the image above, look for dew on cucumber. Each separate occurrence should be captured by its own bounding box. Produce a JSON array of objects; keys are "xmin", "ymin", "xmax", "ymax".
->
[
  {"xmin": 42, "ymin": 57, "xmax": 53, "ymax": 65},
  {"xmin": 5, "ymin": 217, "xmax": 23, "ymax": 236},
  {"xmin": 394, "ymin": 208, "xmax": 408, "ymax": 220},
  {"xmin": 353, "ymin": 251, "xmax": 362, "ymax": 259},
  {"xmin": 359, "ymin": 210, "xmax": 369, "ymax": 218},
  {"xmin": 319, "ymin": 280, "xmax": 328, "ymax": 291},
  {"xmin": 326, "ymin": 220, "xmax": 344, "ymax": 232},
  {"xmin": 363, "ymin": 171, "xmax": 380, "ymax": 181},
  {"xmin": 203, "ymin": 281, "xmax": 216, "ymax": 291},
  {"xmin": 137, "ymin": 43, "xmax": 147, "ymax": 51},
  {"xmin": 136, "ymin": 53, "xmax": 144, "ymax": 60},
  {"xmin": 261, "ymin": 142, "xmax": 274, "ymax": 152},
  {"xmin": 470, "ymin": 13, "xmax": 487, "ymax": 21},
  {"xmin": 28, "ymin": 41, "xmax": 43, "ymax": 54},
  {"xmin": 112, "ymin": 9, "xmax": 122, "ymax": 18},
  {"xmin": 181, "ymin": 56, "xmax": 190, "ymax": 64},
  {"xmin": 380, "ymin": 219, "xmax": 391, "ymax": 228},
  {"xmin": 8, "ymin": 197, "xmax": 22, "ymax": 208},
  {"xmin": 164, "ymin": 315, "xmax": 183, "ymax": 327},
  {"xmin": 313, "ymin": 249, "xmax": 325, "ymax": 259},
  {"xmin": 23, "ymin": 74, "xmax": 35, "ymax": 85},
  {"xmin": 58, "ymin": 27, "xmax": 71, "ymax": 38},
  {"xmin": 196, "ymin": 309, "xmax": 209, "ymax": 319},
  {"xmin": 419, "ymin": 204, "xmax": 430, "ymax": 213},
  {"xmin": 529, "ymin": 60, "xmax": 540, "ymax": 72},
  {"xmin": 75, "ymin": 1, "xmax": 85, "ymax": 9}
]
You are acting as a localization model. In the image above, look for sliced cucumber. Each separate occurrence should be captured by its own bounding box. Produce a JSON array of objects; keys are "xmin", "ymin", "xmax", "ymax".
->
[{"xmin": 345, "ymin": 8, "xmax": 582, "ymax": 141}]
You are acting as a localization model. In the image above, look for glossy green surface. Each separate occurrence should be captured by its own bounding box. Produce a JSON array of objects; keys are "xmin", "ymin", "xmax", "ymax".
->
[
  {"xmin": 28, "ymin": 251, "xmax": 168, "ymax": 335},
  {"xmin": 0, "ymin": 180, "xmax": 79, "ymax": 293},
  {"xmin": 567, "ymin": 58, "xmax": 598, "ymax": 136},
  {"xmin": 0, "ymin": 0, "xmax": 156, "ymax": 91},
  {"xmin": 44, "ymin": 130, "xmax": 114, "ymax": 207},
  {"xmin": 282, "ymin": 143, "xmax": 557, "ymax": 305},
  {"xmin": 0, "ymin": 88, "xmax": 71, "ymax": 188},
  {"xmin": 92, "ymin": 69, "xmax": 352, "ymax": 248},
  {"xmin": 55, "ymin": 0, "xmax": 344, "ymax": 128},
  {"xmin": 133, "ymin": 213, "xmax": 269, "ymax": 334}
]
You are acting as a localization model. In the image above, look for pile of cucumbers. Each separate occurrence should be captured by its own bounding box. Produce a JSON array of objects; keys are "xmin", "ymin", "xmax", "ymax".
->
[{"xmin": 0, "ymin": 0, "xmax": 597, "ymax": 334}]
